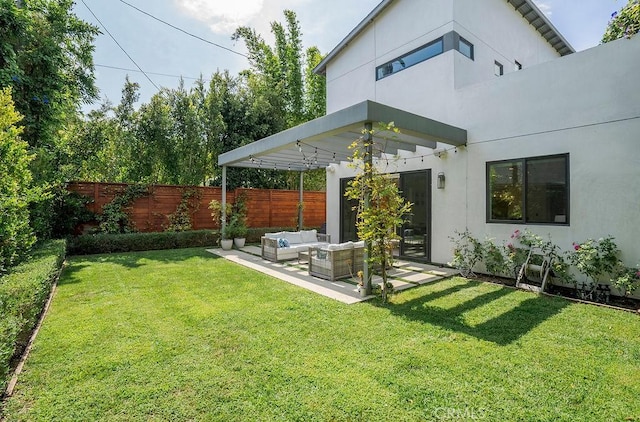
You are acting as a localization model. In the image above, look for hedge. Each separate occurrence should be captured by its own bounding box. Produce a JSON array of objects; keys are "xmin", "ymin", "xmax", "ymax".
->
[
  {"xmin": 67, "ymin": 227, "xmax": 320, "ymax": 256},
  {"xmin": 1, "ymin": 239, "xmax": 66, "ymax": 393},
  {"xmin": 67, "ymin": 230, "xmax": 219, "ymax": 255}
]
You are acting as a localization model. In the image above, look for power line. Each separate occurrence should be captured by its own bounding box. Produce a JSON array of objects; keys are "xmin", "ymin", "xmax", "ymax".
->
[
  {"xmin": 117, "ymin": 0, "xmax": 248, "ymax": 59},
  {"xmin": 81, "ymin": 0, "xmax": 160, "ymax": 91},
  {"xmin": 95, "ymin": 64, "xmax": 208, "ymax": 81}
]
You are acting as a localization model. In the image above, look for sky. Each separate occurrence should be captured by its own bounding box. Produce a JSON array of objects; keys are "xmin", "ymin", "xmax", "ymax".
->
[{"xmin": 73, "ymin": 0, "xmax": 622, "ymax": 111}]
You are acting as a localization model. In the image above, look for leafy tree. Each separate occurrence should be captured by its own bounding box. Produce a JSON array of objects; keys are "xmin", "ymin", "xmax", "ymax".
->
[
  {"xmin": 233, "ymin": 12, "xmax": 327, "ymax": 191},
  {"xmin": 0, "ymin": 0, "xmax": 98, "ymax": 173},
  {"xmin": 232, "ymin": 10, "xmax": 325, "ymax": 127},
  {"xmin": 1, "ymin": 0, "xmax": 99, "ymax": 240},
  {"xmin": 602, "ymin": 0, "xmax": 640, "ymax": 42},
  {"xmin": 0, "ymin": 87, "xmax": 36, "ymax": 273},
  {"xmin": 345, "ymin": 124, "xmax": 412, "ymax": 302}
]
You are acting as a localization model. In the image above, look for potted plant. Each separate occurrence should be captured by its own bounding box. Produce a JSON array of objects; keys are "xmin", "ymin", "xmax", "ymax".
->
[
  {"xmin": 231, "ymin": 192, "xmax": 248, "ymax": 248},
  {"xmin": 209, "ymin": 199, "xmax": 233, "ymax": 250},
  {"xmin": 228, "ymin": 214, "xmax": 248, "ymax": 249},
  {"xmin": 220, "ymin": 223, "xmax": 234, "ymax": 250}
]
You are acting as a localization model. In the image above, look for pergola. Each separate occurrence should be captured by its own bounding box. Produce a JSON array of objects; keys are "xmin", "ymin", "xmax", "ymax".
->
[{"xmin": 218, "ymin": 100, "xmax": 467, "ymax": 289}]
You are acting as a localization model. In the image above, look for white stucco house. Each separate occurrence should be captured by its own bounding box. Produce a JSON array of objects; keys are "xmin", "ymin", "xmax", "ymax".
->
[{"xmin": 219, "ymin": 0, "xmax": 640, "ymax": 272}]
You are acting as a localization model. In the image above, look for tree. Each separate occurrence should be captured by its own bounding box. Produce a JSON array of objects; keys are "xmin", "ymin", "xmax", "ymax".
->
[
  {"xmin": 233, "ymin": 12, "xmax": 327, "ymax": 191},
  {"xmin": 1, "ymin": 0, "xmax": 99, "ymax": 240},
  {"xmin": 602, "ymin": 0, "xmax": 640, "ymax": 42},
  {"xmin": 0, "ymin": 0, "xmax": 99, "ymax": 171},
  {"xmin": 0, "ymin": 87, "xmax": 35, "ymax": 273},
  {"xmin": 345, "ymin": 124, "xmax": 412, "ymax": 302}
]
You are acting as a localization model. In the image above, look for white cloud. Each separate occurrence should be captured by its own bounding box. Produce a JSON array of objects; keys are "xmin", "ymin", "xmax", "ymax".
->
[
  {"xmin": 174, "ymin": 0, "xmax": 264, "ymax": 33},
  {"xmin": 533, "ymin": 1, "xmax": 553, "ymax": 16}
]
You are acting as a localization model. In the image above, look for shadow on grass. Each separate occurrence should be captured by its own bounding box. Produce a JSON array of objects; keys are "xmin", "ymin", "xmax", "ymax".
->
[
  {"xmin": 385, "ymin": 279, "xmax": 570, "ymax": 345},
  {"xmin": 59, "ymin": 248, "xmax": 222, "ymax": 285}
]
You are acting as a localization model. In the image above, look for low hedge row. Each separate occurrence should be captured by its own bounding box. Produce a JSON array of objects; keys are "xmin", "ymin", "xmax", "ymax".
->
[
  {"xmin": 68, "ymin": 230, "xmax": 219, "ymax": 255},
  {"xmin": 0, "ymin": 239, "xmax": 66, "ymax": 393},
  {"xmin": 67, "ymin": 227, "xmax": 317, "ymax": 256}
]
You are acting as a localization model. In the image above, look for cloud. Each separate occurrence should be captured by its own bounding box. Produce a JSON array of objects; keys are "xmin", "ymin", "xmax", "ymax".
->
[
  {"xmin": 532, "ymin": 1, "xmax": 553, "ymax": 16},
  {"xmin": 174, "ymin": 0, "xmax": 264, "ymax": 33}
]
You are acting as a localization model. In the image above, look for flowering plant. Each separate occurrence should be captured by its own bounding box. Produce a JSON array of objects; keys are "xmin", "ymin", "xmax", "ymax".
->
[
  {"xmin": 567, "ymin": 236, "xmax": 621, "ymax": 286},
  {"xmin": 448, "ymin": 229, "xmax": 483, "ymax": 277},
  {"xmin": 612, "ymin": 264, "xmax": 640, "ymax": 297}
]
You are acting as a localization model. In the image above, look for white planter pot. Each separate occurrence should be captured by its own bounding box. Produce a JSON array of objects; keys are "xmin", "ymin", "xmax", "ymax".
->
[
  {"xmin": 220, "ymin": 239, "xmax": 233, "ymax": 250},
  {"xmin": 233, "ymin": 238, "xmax": 246, "ymax": 249}
]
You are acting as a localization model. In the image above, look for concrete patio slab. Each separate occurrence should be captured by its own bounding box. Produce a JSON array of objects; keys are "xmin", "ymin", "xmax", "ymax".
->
[{"xmin": 207, "ymin": 247, "xmax": 455, "ymax": 304}]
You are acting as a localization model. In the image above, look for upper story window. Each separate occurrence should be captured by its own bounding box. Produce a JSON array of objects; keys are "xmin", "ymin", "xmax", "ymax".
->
[
  {"xmin": 487, "ymin": 154, "xmax": 569, "ymax": 225},
  {"xmin": 376, "ymin": 38, "xmax": 444, "ymax": 80},
  {"xmin": 494, "ymin": 60, "xmax": 504, "ymax": 76},
  {"xmin": 457, "ymin": 37, "xmax": 474, "ymax": 60},
  {"xmin": 515, "ymin": 60, "xmax": 522, "ymax": 71}
]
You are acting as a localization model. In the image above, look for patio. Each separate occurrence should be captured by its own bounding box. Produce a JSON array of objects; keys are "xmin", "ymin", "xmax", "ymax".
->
[{"xmin": 207, "ymin": 245, "xmax": 457, "ymax": 304}]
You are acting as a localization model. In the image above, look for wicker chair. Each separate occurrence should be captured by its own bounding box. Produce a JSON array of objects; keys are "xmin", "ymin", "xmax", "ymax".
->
[{"xmin": 308, "ymin": 241, "xmax": 365, "ymax": 281}]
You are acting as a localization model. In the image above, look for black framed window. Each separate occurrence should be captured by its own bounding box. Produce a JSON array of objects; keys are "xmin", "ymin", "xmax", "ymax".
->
[
  {"xmin": 515, "ymin": 60, "xmax": 522, "ymax": 70},
  {"xmin": 494, "ymin": 60, "xmax": 504, "ymax": 76},
  {"xmin": 487, "ymin": 154, "xmax": 569, "ymax": 225},
  {"xmin": 376, "ymin": 38, "xmax": 444, "ymax": 80},
  {"xmin": 458, "ymin": 37, "xmax": 474, "ymax": 60}
]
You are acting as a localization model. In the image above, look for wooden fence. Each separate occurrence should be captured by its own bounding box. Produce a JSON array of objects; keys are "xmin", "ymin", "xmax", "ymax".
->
[{"xmin": 68, "ymin": 182, "xmax": 326, "ymax": 233}]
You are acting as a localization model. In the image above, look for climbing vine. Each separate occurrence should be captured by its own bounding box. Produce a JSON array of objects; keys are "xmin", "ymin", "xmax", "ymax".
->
[
  {"xmin": 165, "ymin": 188, "xmax": 202, "ymax": 232},
  {"xmin": 98, "ymin": 184, "xmax": 150, "ymax": 234}
]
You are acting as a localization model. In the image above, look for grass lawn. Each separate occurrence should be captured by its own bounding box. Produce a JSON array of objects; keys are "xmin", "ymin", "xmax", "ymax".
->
[{"xmin": 3, "ymin": 248, "xmax": 639, "ymax": 421}]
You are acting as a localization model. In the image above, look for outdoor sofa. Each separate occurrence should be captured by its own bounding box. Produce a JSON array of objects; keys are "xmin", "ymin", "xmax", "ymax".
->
[
  {"xmin": 261, "ymin": 229, "xmax": 330, "ymax": 262},
  {"xmin": 308, "ymin": 241, "xmax": 365, "ymax": 281}
]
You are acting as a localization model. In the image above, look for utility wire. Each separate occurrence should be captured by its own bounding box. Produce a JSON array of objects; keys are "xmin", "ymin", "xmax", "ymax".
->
[
  {"xmin": 81, "ymin": 0, "xmax": 160, "ymax": 91},
  {"xmin": 117, "ymin": 0, "xmax": 248, "ymax": 59},
  {"xmin": 95, "ymin": 64, "xmax": 208, "ymax": 81}
]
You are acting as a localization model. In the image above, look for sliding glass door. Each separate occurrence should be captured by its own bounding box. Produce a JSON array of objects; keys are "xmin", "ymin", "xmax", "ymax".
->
[
  {"xmin": 340, "ymin": 170, "xmax": 431, "ymax": 261},
  {"xmin": 399, "ymin": 170, "xmax": 431, "ymax": 261}
]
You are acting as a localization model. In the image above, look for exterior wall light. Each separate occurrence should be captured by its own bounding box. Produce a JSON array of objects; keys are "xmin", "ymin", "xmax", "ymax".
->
[{"xmin": 437, "ymin": 172, "xmax": 445, "ymax": 189}]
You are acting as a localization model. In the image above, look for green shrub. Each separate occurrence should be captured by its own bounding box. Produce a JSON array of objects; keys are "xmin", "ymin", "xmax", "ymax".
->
[
  {"xmin": 67, "ymin": 227, "xmax": 318, "ymax": 255},
  {"xmin": 0, "ymin": 239, "xmax": 66, "ymax": 392},
  {"xmin": 68, "ymin": 230, "xmax": 219, "ymax": 255},
  {"xmin": 0, "ymin": 87, "xmax": 36, "ymax": 274}
]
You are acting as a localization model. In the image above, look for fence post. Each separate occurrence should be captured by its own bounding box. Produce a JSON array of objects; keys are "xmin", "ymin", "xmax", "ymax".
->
[{"xmin": 269, "ymin": 190, "xmax": 273, "ymax": 227}]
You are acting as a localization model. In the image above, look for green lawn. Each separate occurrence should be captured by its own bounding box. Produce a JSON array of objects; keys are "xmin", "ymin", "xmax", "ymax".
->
[{"xmin": 3, "ymin": 248, "xmax": 639, "ymax": 421}]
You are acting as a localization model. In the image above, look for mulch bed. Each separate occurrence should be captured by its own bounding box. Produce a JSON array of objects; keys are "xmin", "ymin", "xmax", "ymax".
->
[{"xmin": 470, "ymin": 273, "xmax": 640, "ymax": 314}]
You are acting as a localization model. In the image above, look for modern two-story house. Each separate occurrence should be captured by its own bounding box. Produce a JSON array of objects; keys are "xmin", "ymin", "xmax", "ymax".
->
[{"xmin": 219, "ymin": 0, "xmax": 640, "ymax": 270}]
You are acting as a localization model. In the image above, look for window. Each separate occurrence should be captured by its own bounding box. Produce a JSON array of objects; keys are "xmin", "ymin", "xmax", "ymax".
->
[
  {"xmin": 515, "ymin": 60, "xmax": 522, "ymax": 71},
  {"xmin": 494, "ymin": 60, "xmax": 504, "ymax": 76},
  {"xmin": 457, "ymin": 37, "xmax": 474, "ymax": 60},
  {"xmin": 376, "ymin": 38, "xmax": 444, "ymax": 80},
  {"xmin": 487, "ymin": 154, "xmax": 569, "ymax": 224}
]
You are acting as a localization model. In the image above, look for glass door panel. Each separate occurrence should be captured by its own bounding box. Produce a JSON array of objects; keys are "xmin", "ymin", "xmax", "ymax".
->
[{"xmin": 399, "ymin": 170, "xmax": 431, "ymax": 261}]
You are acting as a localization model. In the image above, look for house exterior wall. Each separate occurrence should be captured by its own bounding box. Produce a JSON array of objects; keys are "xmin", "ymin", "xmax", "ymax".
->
[
  {"xmin": 325, "ymin": 0, "xmax": 560, "ymax": 116},
  {"xmin": 452, "ymin": 0, "xmax": 560, "ymax": 88},
  {"xmin": 325, "ymin": 14, "xmax": 640, "ymax": 273}
]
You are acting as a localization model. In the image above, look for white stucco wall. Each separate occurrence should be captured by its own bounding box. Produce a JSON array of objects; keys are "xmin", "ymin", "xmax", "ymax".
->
[
  {"xmin": 326, "ymin": 0, "xmax": 455, "ymax": 114},
  {"xmin": 325, "ymin": 0, "xmax": 562, "ymax": 115},
  {"xmin": 452, "ymin": 0, "xmax": 560, "ymax": 88},
  {"xmin": 325, "ymin": 35, "xmax": 640, "ymax": 269},
  {"xmin": 456, "ymin": 36, "xmax": 640, "ymax": 267}
]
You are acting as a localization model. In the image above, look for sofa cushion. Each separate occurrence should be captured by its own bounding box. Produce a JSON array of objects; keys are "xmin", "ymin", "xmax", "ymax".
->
[
  {"xmin": 284, "ymin": 231, "xmax": 303, "ymax": 244},
  {"xmin": 265, "ymin": 231, "xmax": 283, "ymax": 239},
  {"xmin": 300, "ymin": 229, "xmax": 317, "ymax": 243},
  {"xmin": 327, "ymin": 241, "xmax": 354, "ymax": 251}
]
